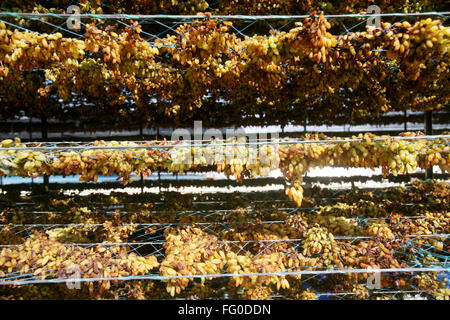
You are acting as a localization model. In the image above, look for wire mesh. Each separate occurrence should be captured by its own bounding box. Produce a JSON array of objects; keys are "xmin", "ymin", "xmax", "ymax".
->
[
  {"xmin": 0, "ymin": 7, "xmax": 449, "ymax": 300},
  {"xmin": 0, "ymin": 179, "xmax": 448, "ymax": 300},
  {"xmin": 0, "ymin": 10, "xmax": 448, "ymax": 49}
]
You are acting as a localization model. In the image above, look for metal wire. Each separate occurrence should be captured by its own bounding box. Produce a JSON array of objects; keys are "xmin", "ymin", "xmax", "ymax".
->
[
  {"xmin": 0, "ymin": 9, "xmax": 448, "ymax": 296},
  {"xmin": 0, "ymin": 214, "xmax": 429, "ymax": 229},
  {"xmin": 1, "ymin": 134, "xmax": 449, "ymax": 151},
  {"xmin": 1, "ymin": 267, "xmax": 448, "ymax": 286},
  {"xmin": 1, "ymin": 233, "xmax": 447, "ymax": 248},
  {"xmin": 1, "ymin": 12, "xmax": 449, "ymax": 20},
  {"xmin": 0, "ymin": 198, "xmax": 448, "ymax": 287},
  {"xmin": 0, "ymin": 10, "xmax": 448, "ymax": 55}
]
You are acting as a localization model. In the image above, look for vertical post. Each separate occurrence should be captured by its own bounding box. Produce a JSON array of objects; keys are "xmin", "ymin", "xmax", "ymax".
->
[
  {"xmin": 41, "ymin": 115, "xmax": 48, "ymax": 141},
  {"xmin": 425, "ymin": 111, "xmax": 433, "ymax": 180},
  {"xmin": 156, "ymin": 126, "xmax": 161, "ymax": 192},
  {"xmin": 41, "ymin": 115, "xmax": 49, "ymax": 187},
  {"xmin": 158, "ymin": 170, "xmax": 161, "ymax": 193},
  {"xmin": 29, "ymin": 117, "xmax": 32, "ymax": 141},
  {"xmin": 404, "ymin": 110, "xmax": 407, "ymax": 132},
  {"xmin": 140, "ymin": 121, "xmax": 144, "ymax": 194},
  {"xmin": 303, "ymin": 108, "xmax": 307, "ymax": 133}
]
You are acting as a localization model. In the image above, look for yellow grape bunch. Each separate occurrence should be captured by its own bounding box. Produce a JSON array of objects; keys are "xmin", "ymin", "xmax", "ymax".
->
[
  {"xmin": 0, "ymin": 0, "xmax": 209, "ymax": 15},
  {"xmin": 0, "ymin": 0, "xmax": 445, "ymax": 15},
  {"xmin": 0, "ymin": 132, "xmax": 449, "ymax": 207},
  {"xmin": 1, "ymin": 183, "xmax": 449, "ymax": 299},
  {"xmin": 0, "ymin": 14, "xmax": 449, "ymax": 124},
  {"xmin": 0, "ymin": 234, "xmax": 159, "ymax": 296},
  {"xmin": 279, "ymin": 132, "xmax": 450, "ymax": 206}
]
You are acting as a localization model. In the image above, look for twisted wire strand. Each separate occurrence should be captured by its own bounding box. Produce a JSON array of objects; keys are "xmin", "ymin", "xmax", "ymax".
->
[
  {"xmin": 0, "ymin": 11, "xmax": 448, "ymax": 52},
  {"xmin": 2, "ymin": 232, "xmax": 447, "ymax": 246},
  {"xmin": 1, "ymin": 134, "xmax": 449, "ymax": 151},
  {"xmin": 0, "ymin": 12, "xmax": 449, "ymax": 20},
  {"xmin": 0, "ymin": 214, "xmax": 429, "ymax": 229},
  {"xmin": 1, "ymin": 266, "xmax": 448, "ymax": 286}
]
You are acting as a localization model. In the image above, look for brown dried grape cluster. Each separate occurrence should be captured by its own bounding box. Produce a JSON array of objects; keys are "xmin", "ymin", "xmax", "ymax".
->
[
  {"xmin": 0, "ymin": 202, "xmax": 155, "ymax": 226},
  {"xmin": 1, "ymin": 132, "xmax": 448, "ymax": 194},
  {"xmin": 0, "ymin": 182, "xmax": 450, "ymax": 292},
  {"xmin": 161, "ymin": 226, "xmax": 226, "ymax": 297},
  {"xmin": 280, "ymin": 132, "xmax": 450, "ymax": 206},
  {"xmin": 313, "ymin": 215, "xmax": 361, "ymax": 236},
  {"xmin": 215, "ymin": 1, "xmax": 445, "ymax": 16},
  {"xmin": 0, "ymin": 0, "xmax": 445, "ymax": 15},
  {"xmin": 435, "ymin": 288, "xmax": 450, "ymax": 300},
  {"xmin": 0, "ymin": 279, "xmax": 169, "ymax": 300},
  {"xmin": 0, "ymin": 137, "xmax": 279, "ymax": 182},
  {"xmin": 224, "ymin": 251, "xmax": 303, "ymax": 300},
  {"xmin": 316, "ymin": 201, "xmax": 387, "ymax": 219},
  {"xmin": 301, "ymin": 225, "xmax": 340, "ymax": 266},
  {"xmin": 364, "ymin": 221, "xmax": 396, "ymax": 239},
  {"xmin": 0, "ymin": 181, "xmax": 449, "ymax": 299},
  {"xmin": 0, "ymin": 14, "xmax": 448, "ymax": 125},
  {"xmin": 298, "ymin": 288, "xmax": 318, "ymax": 300},
  {"xmin": 0, "ymin": 0, "xmax": 209, "ymax": 15},
  {"xmin": 161, "ymin": 223, "xmax": 317, "ymax": 299},
  {"xmin": 389, "ymin": 212, "xmax": 449, "ymax": 256},
  {"xmin": 414, "ymin": 273, "xmax": 449, "ymax": 295},
  {"xmin": 157, "ymin": 217, "xmax": 447, "ymax": 299},
  {"xmin": 2, "ymin": 180, "xmax": 446, "ymax": 238},
  {"xmin": 157, "ymin": 194, "xmax": 447, "ymax": 298},
  {"xmin": 44, "ymin": 220, "xmax": 138, "ymax": 244},
  {"xmin": 1, "ymin": 189, "xmax": 445, "ymax": 247},
  {"xmin": 0, "ymin": 234, "xmax": 159, "ymax": 296}
]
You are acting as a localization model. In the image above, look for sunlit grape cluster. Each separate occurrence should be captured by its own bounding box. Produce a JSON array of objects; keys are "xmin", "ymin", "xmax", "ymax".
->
[
  {"xmin": 0, "ymin": 180, "xmax": 448, "ymax": 299},
  {"xmin": 0, "ymin": 14, "xmax": 448, "ymax": 126}
]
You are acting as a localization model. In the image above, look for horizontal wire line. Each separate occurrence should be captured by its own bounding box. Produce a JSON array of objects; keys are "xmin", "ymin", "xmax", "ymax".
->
[
  {"xmin": 1, "ymin": 134, "xmax": 449, "ymax": 151},
  {"xmin": 315, "ymin": 289, "xmax": 426, "ymax": 296},
  {"xmin": 0, "ymin": 220, "xmax": 284, "ymax": 228},
  {"xmin": 0, "ymin": 12, "xmax": 449, "ymax": 20},
  {"xmin": 0, "ymin": 267, "xmax": 449, "ymax": 286},
  {"xmin": 0, "ymin": 214, "xmax": 434, "ymax": 228},
  {"xmin": 1, "ymin": 233, "xmax": 448, "ymax": 247},
  {"xmin": 0, "ymin": 9, "xmax": 448, "ymax": 293}
]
